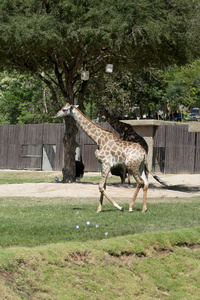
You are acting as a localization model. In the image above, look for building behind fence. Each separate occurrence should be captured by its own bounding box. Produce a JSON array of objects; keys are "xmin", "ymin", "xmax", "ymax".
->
[{"xmin": 0, "ymin": 122, "xmax": 199, "ymax": 173}]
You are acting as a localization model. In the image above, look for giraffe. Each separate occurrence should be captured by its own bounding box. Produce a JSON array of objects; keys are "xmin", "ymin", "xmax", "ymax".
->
[{"xmin": 55, "ymin": 103, "xmax": 154, "ymax": 213}]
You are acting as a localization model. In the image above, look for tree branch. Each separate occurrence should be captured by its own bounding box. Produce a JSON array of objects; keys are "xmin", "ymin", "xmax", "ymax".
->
[{"xmin": 48, "ymin": 53, "xmax": 68, "ymax": 99}]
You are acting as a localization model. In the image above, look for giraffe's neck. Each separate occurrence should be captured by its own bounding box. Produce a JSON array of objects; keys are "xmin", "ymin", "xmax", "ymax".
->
[{"xmin": 72, "ymin": 107, "xmax": 115, "ymax": 145}]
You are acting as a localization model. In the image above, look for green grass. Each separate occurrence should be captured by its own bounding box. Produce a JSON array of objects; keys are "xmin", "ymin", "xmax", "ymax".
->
[
  {"xmin": 0, "ymin": 228, "xmax": 200, "ymax": 299},
  {"xmin": 0, "ymin": 170, "xmax": 58, "ymax": 184},
  {"xmin": 0, "ymin": 197, "xmax": 200, "ymax": 247},
  {"xmin": 0, "ymin": 170, "xmax": 120, "ymax": 184}
]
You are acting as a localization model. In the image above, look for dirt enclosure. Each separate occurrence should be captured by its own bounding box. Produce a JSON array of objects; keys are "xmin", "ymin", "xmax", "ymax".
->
[{"xmin": 1, "ymin": 172, "xmax": 200, "ymax": 200}]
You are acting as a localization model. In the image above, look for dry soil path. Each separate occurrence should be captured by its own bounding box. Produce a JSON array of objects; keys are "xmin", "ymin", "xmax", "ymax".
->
[{"xmin": 1, "ymin": 173, "xmax": 200, "ymax": 199}]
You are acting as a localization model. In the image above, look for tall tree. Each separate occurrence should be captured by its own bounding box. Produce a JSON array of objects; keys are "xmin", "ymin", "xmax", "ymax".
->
[{"xmin": 0, "ymin": 0, "xmax": 199, "ymax": 181}]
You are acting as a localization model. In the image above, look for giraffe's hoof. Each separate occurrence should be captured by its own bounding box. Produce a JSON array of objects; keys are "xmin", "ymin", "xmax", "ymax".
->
[
  {"xmin": 120, "ymin": 207, "xmax": 124, "ymax": 212},
  {"xmin": 129, "ymin": 208, "xmax": 134, "ymax": 213},
  {"xmin": 142, "ymin": 208, "xmax": 147, "ymax": 213}
]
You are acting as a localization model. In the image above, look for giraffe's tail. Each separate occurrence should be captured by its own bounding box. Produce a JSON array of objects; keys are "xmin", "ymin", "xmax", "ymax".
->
[
  {"xmin": 150, "ymin": 172, "xmax": 168, "ymax": 187},
  {"xmin": 145, "ymin": 163, "xmax": 168, "ymax": 187}
]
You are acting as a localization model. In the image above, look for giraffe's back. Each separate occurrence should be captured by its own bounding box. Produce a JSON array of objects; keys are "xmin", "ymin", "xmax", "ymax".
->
[{"xmin": 97, "ymin": 138, "xmax": 147, "ymax": 168}]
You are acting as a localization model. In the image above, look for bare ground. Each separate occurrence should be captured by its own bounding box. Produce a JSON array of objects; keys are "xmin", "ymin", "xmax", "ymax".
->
[{"xmin": 1, "ymin": 172, "xmax": 200, "ymax": 199}]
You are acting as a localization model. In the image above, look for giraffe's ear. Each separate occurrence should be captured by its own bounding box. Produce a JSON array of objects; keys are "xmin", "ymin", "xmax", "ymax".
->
[{"xmin": 75, "ymin": 105, "xmax": 79, "ymax": 108}]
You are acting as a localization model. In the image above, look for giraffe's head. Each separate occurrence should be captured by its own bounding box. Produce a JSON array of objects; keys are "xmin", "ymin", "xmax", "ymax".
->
[{"xmin": 54, "ymin": 103, "xmax": 79, "ymax": 118}]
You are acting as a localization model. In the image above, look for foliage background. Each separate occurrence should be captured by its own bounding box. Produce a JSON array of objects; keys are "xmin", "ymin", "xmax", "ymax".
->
[
  {"xmin": 0, "ymin": 0, "xmax": 200, "ymax": 124},
  {"xmin": 1, "ymin": 60, "xmax": 200, "ymax": 124}
]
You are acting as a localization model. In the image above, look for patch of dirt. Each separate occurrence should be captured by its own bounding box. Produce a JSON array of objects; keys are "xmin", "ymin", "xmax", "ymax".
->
[
  {"xmin": 69, "ymin": 251, "xmax": 94, "ymax": 266},
  {"xmin": 0, "ymin": 173, "xmax": 200, "ymax": 199}
]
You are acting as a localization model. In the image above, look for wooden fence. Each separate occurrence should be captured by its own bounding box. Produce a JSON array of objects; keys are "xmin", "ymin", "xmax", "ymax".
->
[
  {"xmin": 153, "ymin": 124, "xmax": 200, "ymax": 173},
  {"xmin": 0, "ymin": 122, "xmax": 199, "ymax": 173},
  {"xmin": 0, "ymin": 122, "xmax": 118, "ymax": 172},
  {"xmin": 0, "ymin": 124, "xmax": 65, "ymax": 170}
]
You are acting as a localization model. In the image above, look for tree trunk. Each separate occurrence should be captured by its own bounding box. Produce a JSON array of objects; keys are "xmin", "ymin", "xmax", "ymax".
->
[
  {"xmin": 62, "ymin": 77, "xmax": 88, "ymax": 183},
  {"xmin": 62, "ymin": 116, "xmax": 78, "ymax": 183}
]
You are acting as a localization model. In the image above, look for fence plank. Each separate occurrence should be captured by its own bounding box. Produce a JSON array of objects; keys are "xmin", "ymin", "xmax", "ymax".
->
[
  {"xmin": 24, "ymin": 124, "xmax": 43, "ymax": 144},
  {"xmin": 21, "ymin": 144, "xmax": 42, "ymax": 170},
  {"xmin": 152, "ymin": 125, "xmax": 166, "ymax": 172},
  {"xmin": 8, "ymin": 124, "xmax": 25, "ymax": 144},
  {"xmin": 165, "ymin": 124, "xmax": 195, "ymax": 173},
  {"xmin": 43, "ymin": 123, "xmax": 65, "ymax": 170},
  {"xmin": 194, "ymin": 133, "xmax": 200, "ymax": 173},
  {"xmin": 83, "ymin": 144, "xmax": 100, "ymax": 172},
  {"xmin": 7, "ymin": 125, "xmax": 26, "ymax": 169},
  {"xmin": 153, "ymin": 125, "xmax": 166, "ymax": 147},
  {"xmin": 7, "ymin": 144, "xmax": 21, "ymax": 169},
  {"xmin": 0, "ymin": 125, "xmax": 9, "ymax": 168}
]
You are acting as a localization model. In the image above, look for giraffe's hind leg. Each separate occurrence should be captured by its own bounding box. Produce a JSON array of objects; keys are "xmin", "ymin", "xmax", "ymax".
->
[
  {"xmin": 128, "ymin": 160, "xmax": 149, "ymax": 213},
  {"xmin": 141, "ymin": 170, "xmax": 149, "ymax": 212},
  {"xmin": 97, "ymin": 164, "xmax": 123, "ymax": 212},
  {"xmin": 129, "ymin": 175, "xmax": 143, "ymax": 212}
]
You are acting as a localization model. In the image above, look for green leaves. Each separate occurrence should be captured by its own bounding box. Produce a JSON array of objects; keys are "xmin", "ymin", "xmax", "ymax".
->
[
  {"xmin": 0, "ymin": 0, "xmax": 200, "ymax": 122},
  {"xmin": 162, "ymin": 60, "xmax": 200, "ymax": 111},
  {"xmin": 0, "ymin": 71, "xmax": 53, "ymax": 124}
]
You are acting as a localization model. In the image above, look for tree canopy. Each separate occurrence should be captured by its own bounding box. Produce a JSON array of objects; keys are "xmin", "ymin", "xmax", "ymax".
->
[{"xmin": 0, "ymin": 0, "xmax": 200, "ymax": 111}]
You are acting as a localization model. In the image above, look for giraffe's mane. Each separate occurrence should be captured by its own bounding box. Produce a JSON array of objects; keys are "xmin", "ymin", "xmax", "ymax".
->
[{"xmin": 74, "ymin": 106, "xmax": 119, "ymax": 139}]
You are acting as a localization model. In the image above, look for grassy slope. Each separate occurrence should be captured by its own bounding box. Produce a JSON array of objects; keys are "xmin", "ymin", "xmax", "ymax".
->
[
  {"xmin": 0, "ymin": 171, "xmax": 200, "ymax": 299},
  {"xmin": 0, "ymin": 227, "xmax": 200, "ymax": 299}
]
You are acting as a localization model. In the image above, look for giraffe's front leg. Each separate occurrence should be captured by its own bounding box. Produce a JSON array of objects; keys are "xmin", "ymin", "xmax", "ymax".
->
[
  {"xmin": 98, "ymin": 164, "xmax": 124, "ymax": 212},
  {"xmin": 97, "ymin": 181, "xmax": 107, "ymax": 213},
  {"xmin": 97, "ymin": 192, "xmax": 104, "ymax": 213}
]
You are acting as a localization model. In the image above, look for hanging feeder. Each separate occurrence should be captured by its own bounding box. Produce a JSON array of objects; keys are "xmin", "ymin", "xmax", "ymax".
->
[
  {"xmin": 105, "ymin": 64, "xmax": 113, "ymax": 73},
  {"xmin": 81, "ymin": 70, "xmax": 90, "ymax": 81}
]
